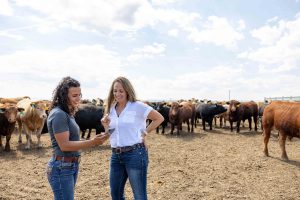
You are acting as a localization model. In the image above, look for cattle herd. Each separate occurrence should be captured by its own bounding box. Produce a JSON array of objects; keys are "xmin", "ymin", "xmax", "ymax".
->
[{"xmin": 0, "ymin": 96, "xmax": 299, "ymax": 160}]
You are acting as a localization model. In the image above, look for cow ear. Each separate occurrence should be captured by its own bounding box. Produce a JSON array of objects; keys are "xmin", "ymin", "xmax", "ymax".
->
[
  {"xmin": 30, "ymin": 103, "xmax": 36, "ymax": 108},
  {"xmin": 18, "ymin": 108, "xmax": 25, "ymax": 112}
]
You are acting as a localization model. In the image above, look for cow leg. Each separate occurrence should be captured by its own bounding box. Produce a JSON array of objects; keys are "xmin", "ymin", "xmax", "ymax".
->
[
  {"xmin": 23, "ymin": 126, "xmax": 31, "ymax": 149},
  {"xmin": 81, "ymin": 129, "xmax": 86, "ymax": 139},
  {"xmin": 278, "ymin": 132, "xmax": 288, "ymax": 160},
  {"xmin": 209, "ymin": 119, "xmax": 213, "ymax": 130},
  {"xmin": 170, "ymin": 124, "xmax": 174, "ymax": 135},
  {"xmin": 263, "ymin": 127, "xmax": 271, "ymax": 157},
  {"xmin": 18, "ymin": 121, "xmax": 23, "ymax": 143},
  {"xmin": 162, "ymin": 125, "xmax": 165, "ymax": 134},
  {"xmin": 248, "ymin": 118, "xmax": 252, "ymax": 131},
  {"xmin": 236, "ymin": 120, "xmax": 240, "ymax": 133},
  {"xmin": 230, "ymin": 121, "xmax": 233, "ymax": 132},
  {"xmin": 4, "ymin": 135, "xmax": 11, "ymax": 151},
  {"xmin": 36, "ymin": 127, "xmax": 43, "ymax": 148},
  {"xmin": 87, "ymin": 129, "xmax": 92, "ymax": 140},
  {"xmin": 177, "ymin": 124, "xmax": 181, "ymax": 135},
  {"xmin": 187, "ymin": 121, "xmax": 190, "ymax": 132},
  {"xmin": 220, "ymin": 116, "xmax": 223, "ymax": 128},
  {"xmin": 254, "ymin": 116, "xmax": 258, "ymax": 131},
  {"xmin": 0, "ymin": 136, "xmax": 3, "ymax": 151},
  {"xmin": 202, "ymin": 119, "xmax": 206, "ymax": 131}
]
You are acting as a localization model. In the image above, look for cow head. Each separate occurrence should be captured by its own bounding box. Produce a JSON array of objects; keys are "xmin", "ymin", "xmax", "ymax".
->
[
  {"xmin": 214, "ymin": 104, "xmax": 227, "ymax": 114},
  {"xmin": 31, "ymin": 101, "xmax": 48, "ymax": 119},
  {"xmin": 229, "ymin": 100, "xmax": 241, "ymax": 113},
  {"xmin": 156, "ymin": 102, "xmax": 167, "ymax": 112},
  {"xmin": 0, "ymin": 104, "xmax": 25, "ymax": 123},
  {"xmin": 169, "ymin": 102, "xmax": 182, "ymax": 123}
]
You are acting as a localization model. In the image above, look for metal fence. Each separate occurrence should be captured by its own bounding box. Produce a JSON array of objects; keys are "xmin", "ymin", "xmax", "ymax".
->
[{"xmin": 264, "ymin": 96, "xmax": 300, "ymax": 102}]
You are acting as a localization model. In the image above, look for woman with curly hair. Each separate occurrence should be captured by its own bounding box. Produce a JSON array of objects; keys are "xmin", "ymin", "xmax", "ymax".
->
[{"xmin": 46, "ymin": 76, "xmax": 109, "ymax": 200}]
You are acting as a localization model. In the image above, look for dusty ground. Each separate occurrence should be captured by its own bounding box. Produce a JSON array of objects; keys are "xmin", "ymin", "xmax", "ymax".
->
[{"xmin": 0, "ymin": 124, "xmax": 299, "ymax": 200}]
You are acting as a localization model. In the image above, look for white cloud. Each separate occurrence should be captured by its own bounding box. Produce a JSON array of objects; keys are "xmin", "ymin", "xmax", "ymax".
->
[
  {"xmin": 0, "ymin": 45, "xmax": 125, "ymax": 100},
  {"xmin": 151, "ymin": 0, "xmax": 177, "ymax": 6},
  {"xmin": 131, "ymin": 64, "xmax": 300, "ymax": 101},
  {"xmin": 188, "ymin": 16, "xmax": 244, "ymax": 49},
  {"xmin": 239, "ymin": 14, "xmax": 300, "ymax": 72},
  {"xmin": 0, "ymin": 31, "xmax": 24, "ymax": 40},
  {"xmin": 127, "ymin": 43, "xmax": 166, "ymax": 62},
  {"xmin": 168, "ymin": 29, "xmax": 179, "ymax": 37},
  {"xmin": 250, "ymin": 20, "xmax": 284, "ymax": 45},
  {"xmin": 0, "ymin": 0, "xmax": 13, "ymax": 16},
  {"xmin": 14, "ymin": 0, "xmax": 153, "ymax": 33}
]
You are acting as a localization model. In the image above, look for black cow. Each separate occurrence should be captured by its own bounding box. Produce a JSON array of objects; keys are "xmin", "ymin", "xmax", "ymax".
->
[
  {"xmin": 198, "ymin": 104, "xmax": 227, "ymax": 130},
  {"xmin": 155, "ymin": 102, "xmax": 170, "ymax": 134},
  {"xmin": 75, "ymin": 104, "xmax": 105, "ymax": 139},
  {"xmin": 258, "ymin": 103, "xmax": 268, "ymax": 130}
]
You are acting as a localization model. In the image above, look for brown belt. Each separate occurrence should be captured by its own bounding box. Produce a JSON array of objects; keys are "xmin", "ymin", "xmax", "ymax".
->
[
  {"xmin": 112, "ymin": 143, "xmax": 145, "ymax": 154},
  {"xmin": 54, "ymin": 155, "xmax": 80, "ymax": 163}
]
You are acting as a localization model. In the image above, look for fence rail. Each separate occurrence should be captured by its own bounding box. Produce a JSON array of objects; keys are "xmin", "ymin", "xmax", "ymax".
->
[{"xmin": 264, "ymin": 96, "xmax": 300, "ymax": 102}]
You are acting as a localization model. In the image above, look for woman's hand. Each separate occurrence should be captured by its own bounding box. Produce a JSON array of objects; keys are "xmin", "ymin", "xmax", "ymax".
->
[
  {"xmin": 101, "ymin": 114, "xmax": 110, "ymax": 130},
  {"xmin": 141, "ymin": 130, "xmax": 148, "ymax": 150},
  {"xmin": 92, "ymin": 133, "xmax": 109, "ymax": 145}
]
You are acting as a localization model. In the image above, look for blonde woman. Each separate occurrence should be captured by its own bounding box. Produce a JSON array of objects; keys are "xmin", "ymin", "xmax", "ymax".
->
[{"xmin": 101, "ymin": 76, "xmax": 164, "ymax": 200}]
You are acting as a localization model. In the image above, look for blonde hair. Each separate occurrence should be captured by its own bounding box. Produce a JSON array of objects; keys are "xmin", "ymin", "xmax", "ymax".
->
[{"xmin": 105, "ymin": 76, "xmax": 137, "ymax": 114}]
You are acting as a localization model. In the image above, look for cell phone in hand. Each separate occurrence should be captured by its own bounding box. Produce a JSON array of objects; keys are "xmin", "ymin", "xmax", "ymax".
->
[
  {"xmin": 108, "ymin": 128, "xmax": 115, "ymax": 135},
  {"xmin": 102, "ymin": 128, "xmax": 115, "ymax": 136}
]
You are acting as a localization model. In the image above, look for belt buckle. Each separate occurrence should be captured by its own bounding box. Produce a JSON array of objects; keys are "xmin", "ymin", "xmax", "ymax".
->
[{"xmin": 115, "ymin": 147, "xmax": 122, "ymax": 154}]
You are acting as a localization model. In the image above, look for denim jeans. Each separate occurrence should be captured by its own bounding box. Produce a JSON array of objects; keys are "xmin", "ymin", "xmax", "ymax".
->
[
  {"xmin": 110, "ymin": 145, "xmax": 148, "ymax": 200},
  {"xmin": 47, "ymin": 157, "xmax": 79, "ymax": 200}
]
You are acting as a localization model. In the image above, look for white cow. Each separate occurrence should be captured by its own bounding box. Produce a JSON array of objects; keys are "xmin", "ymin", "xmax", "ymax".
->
[{"xmin": 17, "ymin": 98, "xmax": 47, "ymax": 149}]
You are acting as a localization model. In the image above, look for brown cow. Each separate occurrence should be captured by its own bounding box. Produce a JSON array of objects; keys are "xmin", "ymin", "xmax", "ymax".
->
[
  {"xmin": 0, "ymin": 103, "xmax": 24, "ymax": 151},
  {"xmin": 169, "ymin": 101, "xmax": 195, "ymax": 135},
  {"xmin": 262, "ymin": 101, "xmax": 300, "ymax": 160},
  {"xmin": 228, "ymin": 100, "xmax": 258, "ymax": 133},
  {"xmin": 0, "ymin": 96, "xmax": 30, "ymax": 104},
  {"xmin": 17, "ymin": 98, "xmax": 47, "ymax": 149}
]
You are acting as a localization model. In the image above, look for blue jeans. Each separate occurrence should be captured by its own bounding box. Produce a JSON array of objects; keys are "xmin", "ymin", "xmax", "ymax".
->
[
  {"xmin": 110, "ymin": 145, "xmax": 148, "ymax": 200},
  {"xmin": 47, "ymin": 157, "xmax": 79, "ymax": 200}
]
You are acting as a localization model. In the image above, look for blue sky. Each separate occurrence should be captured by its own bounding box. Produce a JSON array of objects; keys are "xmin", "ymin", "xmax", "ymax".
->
[{"xmin": 0, "ymin": 0, "xmax": 299, "ymax": 101}]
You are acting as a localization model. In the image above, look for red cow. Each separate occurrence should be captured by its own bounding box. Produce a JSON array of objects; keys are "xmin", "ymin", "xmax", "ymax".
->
[
  {"xmin": 228, "ymin": 100, "xmax": 258, "ymax": 133},
  {"xmin": 262, "ymin": 101, "xmax": 300, "ymax": 160},
  {"xmin": 0, "ymin": 103, "xmax": 24, "ymax": 151},
  {"xmin": 169, "ymin": 102, "xmax": 195, "ymax": 135}
]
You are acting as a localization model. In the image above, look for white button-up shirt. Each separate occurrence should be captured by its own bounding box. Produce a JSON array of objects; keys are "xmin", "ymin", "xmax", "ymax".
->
[{"xmin": 108, "ymin": 101, "xmax": 153, "ymax": 148}]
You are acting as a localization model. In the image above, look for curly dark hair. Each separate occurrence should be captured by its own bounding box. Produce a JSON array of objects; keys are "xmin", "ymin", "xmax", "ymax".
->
[{"xmin": 50, "ymin": 76, "xmax": 81, "ymax": 114}]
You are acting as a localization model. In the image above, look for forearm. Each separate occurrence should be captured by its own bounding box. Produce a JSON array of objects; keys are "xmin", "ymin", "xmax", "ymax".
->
[
  {"xmin": 146, "ymin": 118, "xmax": 163, "ymax": 133},
  {"xmin": 59, "ymin": 139, "xmax": 97, "ymax": 151}
]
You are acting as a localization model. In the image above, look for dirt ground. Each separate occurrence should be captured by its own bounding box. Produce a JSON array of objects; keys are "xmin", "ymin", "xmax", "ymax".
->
[{"xmin": 0, "ymin": 124, "xmax": 299, "ymax": 200}]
